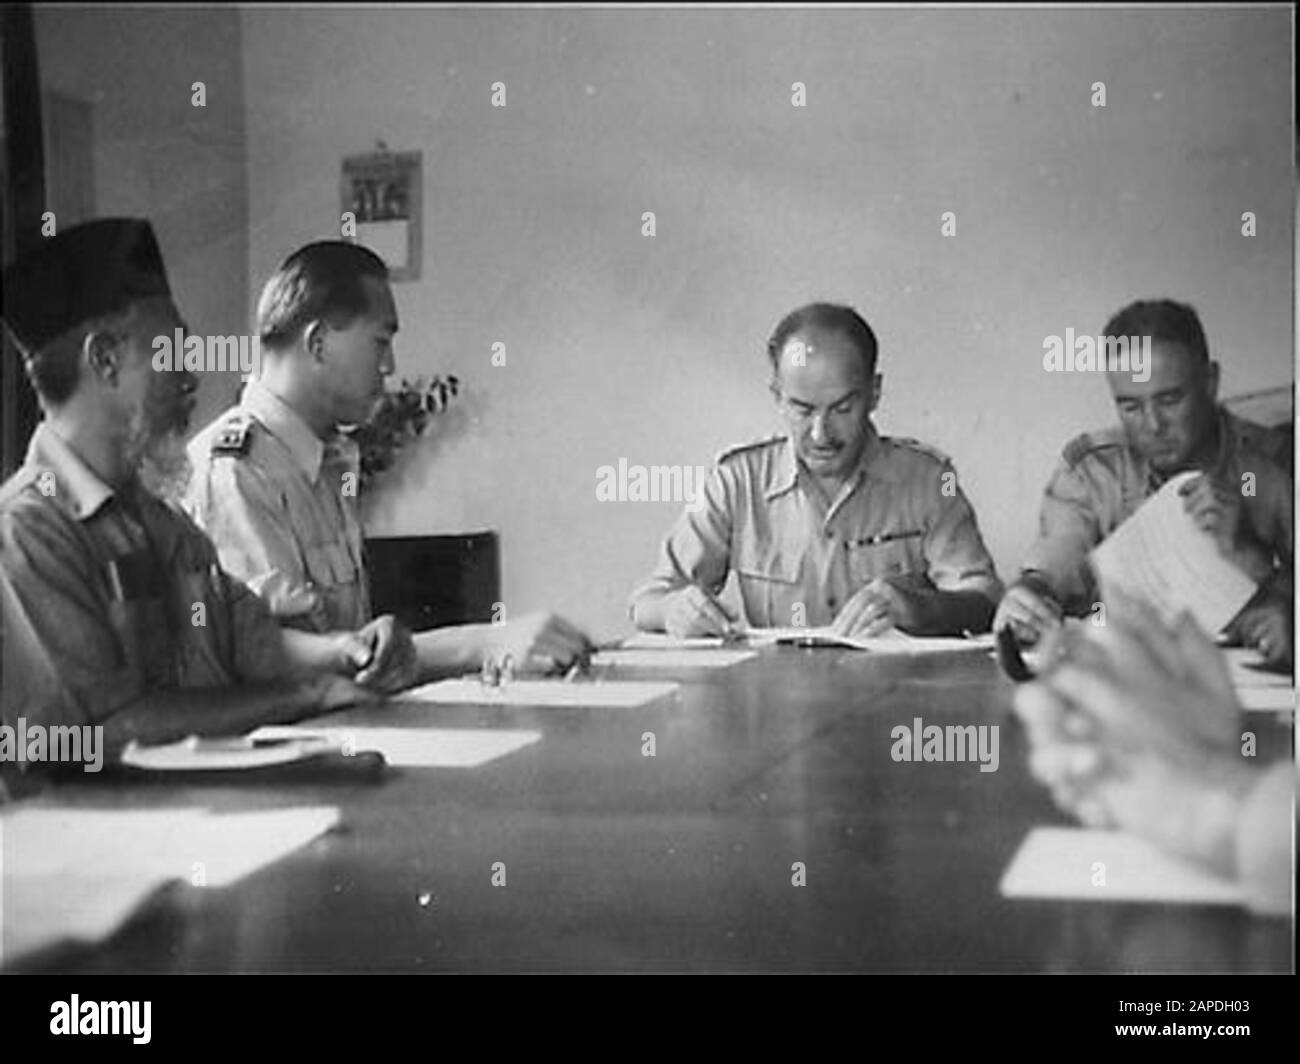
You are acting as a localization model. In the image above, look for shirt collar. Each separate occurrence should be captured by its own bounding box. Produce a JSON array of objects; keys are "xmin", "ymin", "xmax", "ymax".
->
[
  {"xmin": 765, "ymin": 425, "xmax": 885, "ymax": 502},
  {"xmin": 1206, "ymin": 406, "xmax": 1234, "ymax": 477},
  {"xmin": 23, "ymin": 421, "xmax": 117, "ymax": 521},
  {"xmin": 239, "ymin": 379, "xmax": 328, "ymax": 482}
]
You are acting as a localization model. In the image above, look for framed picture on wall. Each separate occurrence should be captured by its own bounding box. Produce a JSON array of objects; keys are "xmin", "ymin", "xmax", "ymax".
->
[{"xmin": 341, "ymin": 148, "xmax": 422, "ymax": 281}]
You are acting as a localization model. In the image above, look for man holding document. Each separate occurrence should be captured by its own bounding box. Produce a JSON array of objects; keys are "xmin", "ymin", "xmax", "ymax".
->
[
  {"xmin": 995, "ymin": 299, "xmax": 1293, "ymax": 667},
  {"xmin": 629, "ymin": 302, "xmax": 1002, "ymax": 639}
]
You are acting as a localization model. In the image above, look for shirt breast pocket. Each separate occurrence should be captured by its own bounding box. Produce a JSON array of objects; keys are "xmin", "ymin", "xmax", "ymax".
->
[
  {"xmin": 305, "ymin": 542, "xmax": 359, "ymax": 589},
  {"xmin": 734, "ymin": 544, "xmax": 803, "ymax": 627},
  {"xmin": 107, "ymin": 596, "xmax": 173, "ymax": 686},
  {"xmin": 847, "ymin": 536, "xmax": 925, "ymax": 586}
]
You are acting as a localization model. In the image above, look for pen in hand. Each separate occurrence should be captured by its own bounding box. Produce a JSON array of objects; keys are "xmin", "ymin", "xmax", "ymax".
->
[{"xmin": 695, "ymin": 583, "xmax": 740, "ymax": 639}]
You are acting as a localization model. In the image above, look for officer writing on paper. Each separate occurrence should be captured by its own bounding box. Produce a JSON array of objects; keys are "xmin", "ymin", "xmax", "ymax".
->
[
  {"xmin": 630, "ymin": 303, "xmax": 1002, "ymax": 638},
  {"xmin": 0, "ymin": 219, "xmax": 382, "ymax": 761},
  {"xmin": 184, "ymin": 241, "xmax": 592, "ymax": 679},
  {"xmin": 994, "ymin": 300, "xmax": 1293, "ymax": 667}
]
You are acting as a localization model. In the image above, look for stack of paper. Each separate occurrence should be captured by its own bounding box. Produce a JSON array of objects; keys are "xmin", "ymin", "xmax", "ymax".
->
[
  {"xmin": 743, "ymin": 626, "xmax": 995, "ymax": 654},
  {"xmin": 617, "ymin": 628, "xmax": 992, "ymax": 655},
  {"xmin": 1, "ymin": 806, "xmax": 338, "ymax": 965},
  {"xmin": 399, "ymin": 678, "xmax": 679, "ymax": 709},
  {"xmin": 592, "ymin": 647, "xmax": 757, "ymax": 669},
  {"xmin": 620, "ymin": 633, "xmax": 735, "ymax": 650},
  {"xmin": 248, "ymin": 726, "xmax": 542, "ymax": 767}
]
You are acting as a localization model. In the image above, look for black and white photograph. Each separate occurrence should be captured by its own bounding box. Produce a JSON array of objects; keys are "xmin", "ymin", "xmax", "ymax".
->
[{"xmin": 0, "ymin": 0, "xmax": 1294, "ymax": 1027}]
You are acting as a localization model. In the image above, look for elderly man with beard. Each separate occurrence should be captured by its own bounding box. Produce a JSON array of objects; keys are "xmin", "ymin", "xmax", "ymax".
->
[{"xmin": 0, "ymin": 219, "xmax": 382, "ymax": 764}]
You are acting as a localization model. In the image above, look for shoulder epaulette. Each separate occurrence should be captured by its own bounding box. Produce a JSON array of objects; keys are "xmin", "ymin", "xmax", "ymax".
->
[
  {"xmin": 887, "ymin": 436, "xmax": 953, "ymax": 466},
  {"xmin": 715, "ymin": 434, "xmax": 787, "ymax": 466},
  {"xmin": 0, "ymin": 465, "xmax": 44, "ymax": 510},
  {"xmin": 210, "ymin": 412, "xmax": 254, "ymax": 457},
  {"xmin": 1062, "ymin": 429, "xmax": 1123, "ymax": 468},
  {"xmin": 1227, "ymin": 413, "xmax": 1290, "ymax": 465}
]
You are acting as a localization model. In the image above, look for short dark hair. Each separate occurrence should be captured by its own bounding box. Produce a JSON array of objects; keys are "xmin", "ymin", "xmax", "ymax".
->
[
  {"xmin": 767, "ymin": 302, "xmax": 878, "ymax": 377},
  {"xmin": 1101, "ymin": 299, "xmax": 1210, "ymax": 364},
  {"xmin": 257, "ymin": 241, "xmax": 389, "ymax": 350},
  {"xmin": 21, "ymin": 304, "xmax": 136, "ymax": 406}
]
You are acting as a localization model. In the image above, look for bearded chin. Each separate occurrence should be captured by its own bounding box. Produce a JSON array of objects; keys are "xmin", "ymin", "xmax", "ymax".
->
[{"xmin": 137, "ymin": 428, "xmax": 194, "ymax": 505}]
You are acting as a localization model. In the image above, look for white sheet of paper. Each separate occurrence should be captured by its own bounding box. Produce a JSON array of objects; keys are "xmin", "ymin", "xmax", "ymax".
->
[
  {"xmin": 249, "ymin": 726, "xmax": 541, "ymax": 767},
  {"xmin": 1090, "ymin": 471, "xmax": 1257, "ymax": 635},
  {"xmin": 1222, "ymin": 647, "xmax": 1292, "ymax": 688},
  {"xmin": 400, "ymin": 678, "xmax": 680, "ymax": 709},
  {"xmin": 176, "ymin": 807, "xmax": 340, "ymax": 887},
  {"xmin": 591, "ymin": 648, "xmax": 757, "ymax": 669},
  {"xmin": 1, "ymin": 806, "xmax": 338, "ymax": 964},
  {"xmin": 619, "ymin": 632, "xmax": 733, "ymax": 650},
  {"xmin": 999, "ymin": 827, "xmax": 1244, "ymax": 906},
  {"xmin": 1237, "ymin": 686, "xmax": 1295, "ymax": 712}
]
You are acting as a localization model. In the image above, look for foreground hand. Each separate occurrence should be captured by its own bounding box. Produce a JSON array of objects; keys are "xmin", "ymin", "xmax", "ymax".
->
[
  {"xmin": 832, "ymin": 578, "xmax": 923, "ymax": 638},
  {"xmin": 664, "ymin": 585, "xmax": 737, "ymax": 638},
  {"xmin": 1013, "ymin": 598, "xmax": 1250, "ymax": 869},
  {"xmin": 992, "ymin": 580, "xmax": 1063, "ymax": 646},
  {"xmin": 1047, "ymin": 597, "xmax": 1241, "ymax": 748},
  {"xmin": 484, "ymin": 611, "xmax": 594, "ymax": 673}
]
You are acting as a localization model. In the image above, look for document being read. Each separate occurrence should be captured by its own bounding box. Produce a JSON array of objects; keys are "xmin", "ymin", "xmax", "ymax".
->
[
  {"xmin": 742, "ymin": 626, "xmax": 994, "ymax": 654},
  {"xmin": 1090, "ymin": 471, "xmax": 1257, "ymax": 636}
]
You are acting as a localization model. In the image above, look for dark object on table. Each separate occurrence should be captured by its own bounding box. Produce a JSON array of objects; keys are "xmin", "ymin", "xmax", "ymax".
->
[
  {"xmin": 108, "ymin": 749, "xmax": 389, "ymax": 785},
  {"xmin": 995, "ymin": 625, "xmax": 1036, "ymax": 682},
  {"xmin": 366, "ymin": 531, "xmax": 500, "ymax": 631}
]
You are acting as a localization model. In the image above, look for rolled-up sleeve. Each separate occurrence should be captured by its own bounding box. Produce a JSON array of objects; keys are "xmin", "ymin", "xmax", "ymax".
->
[
  {"xmin": 1020, "ymin": 460, "xmax": 1104, "ymax": 613},
  {"xmin": 216, "ymin": 566, "xmax": 293, "ymax": 684},
  {"xmin": 919, "ymin": 468, "xmax": 1003, "ymax": 603},
  {"xmin": 628, "ymin": 466, "xmax": 735, "ymax": 616}
]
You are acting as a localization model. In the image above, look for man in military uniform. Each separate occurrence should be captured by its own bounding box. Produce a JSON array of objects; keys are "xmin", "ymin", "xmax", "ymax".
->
[
  {"xmin": 184, "ymin": 241, "xmax": 592, "ymax": 677},
  {"xmin": 0, "ymin": 219, "xmax": 377, "ymax": 763},
  {"xmin": 630, "ymin": 302, "xmax": 1003, "ymax": 638},
  {"xmin": 994, "ymin": 299, "xmax": 1293, "ymax": 667}
]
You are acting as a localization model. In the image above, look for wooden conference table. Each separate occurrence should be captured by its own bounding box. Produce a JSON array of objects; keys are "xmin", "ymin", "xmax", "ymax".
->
[{"xmin": 15, "ymin": 644, "xmax": 1294, "ymax": 973}]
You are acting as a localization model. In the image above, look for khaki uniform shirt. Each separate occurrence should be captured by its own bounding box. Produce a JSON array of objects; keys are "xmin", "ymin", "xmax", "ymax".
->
[
  {"xmin": 1020, "ymin": 408, "xmax": 1293, "ymax": 614},
  {"xmin": 0, "ymin": 423, "xmax": 288, "ymax": 731},
  {"xmin": 184, "ymin": 381, "xmax": 370, "ymax": 634},
  {"xmin": 630, "ymin": 430, "xmax": 1003, "ymax": 629}
]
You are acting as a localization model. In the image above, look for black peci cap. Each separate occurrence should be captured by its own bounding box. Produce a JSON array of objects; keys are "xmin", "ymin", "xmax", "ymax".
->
[{"xmin": 1, "ymin": 217, "xmax": 172, "ymax": 355}]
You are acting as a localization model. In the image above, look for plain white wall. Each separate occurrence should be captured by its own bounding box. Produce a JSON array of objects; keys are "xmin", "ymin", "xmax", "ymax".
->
[
  {"xmin": 35, "ymin": 5, "xmax": 250, "ymax": 433},
  {"xmin": 241, "ymin": 6, "xmax": 1294, "ymax": 637}
]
